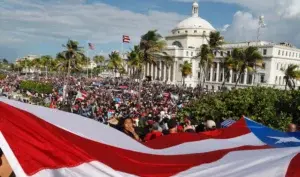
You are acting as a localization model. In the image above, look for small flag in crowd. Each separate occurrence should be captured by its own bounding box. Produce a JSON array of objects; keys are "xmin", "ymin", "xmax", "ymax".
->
[
  {"xmin": 123, "ymin": 35, "xmax": 130, "ymax": 43},
  {"xmin": 221, "ymin": 118, "xmax": 236, "ymax": 128},
  {"xmin": 1, "ymin": 98, "xmax": 300, "ymax": 177},
  {"xmin": 88, "ymin": 42, "xmax": 95, "ymax": 50},
  {"xmin": 75, "ymin": 91, "xmax": 88, "ymax": 101}
]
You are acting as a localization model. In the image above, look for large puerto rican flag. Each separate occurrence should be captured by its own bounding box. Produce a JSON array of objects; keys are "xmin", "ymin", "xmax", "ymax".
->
[{"xmin": 0, "ymin": 98, "xmax": 300, "ymax": 177}]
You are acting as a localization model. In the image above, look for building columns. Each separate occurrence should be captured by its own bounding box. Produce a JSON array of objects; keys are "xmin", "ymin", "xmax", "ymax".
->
[
  {"xmin": 209, "ymin": 66, "xmax": 213, "ymax": 82},
  {"xmin": 229, "ymin": 70, "xmax": 233, "ymax": 83},
  {"xmin": 243, "ymin": 70, "xmax": 247, "ymax": 84},
  {"xmin": 216, "ymin": 62, "xmax": 220, "ymax": 82},
  {"xmin": 157, "ymin": 62, "xmax": 161, "ymax": 80}
]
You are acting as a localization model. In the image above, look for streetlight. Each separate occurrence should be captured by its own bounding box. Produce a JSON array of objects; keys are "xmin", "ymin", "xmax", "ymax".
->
[{"xmin": 254, "ymin": 15, "xmax": 267, "ymax": 85}]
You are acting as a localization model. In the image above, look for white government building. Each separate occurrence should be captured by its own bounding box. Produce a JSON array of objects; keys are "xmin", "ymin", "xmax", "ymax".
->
[{"xmin": 127, "ymin": 1, "xmax": 300, "ymax": 90}]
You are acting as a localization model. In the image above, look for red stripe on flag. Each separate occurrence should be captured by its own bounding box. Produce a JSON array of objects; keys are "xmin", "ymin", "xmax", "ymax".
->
[
  {"xmin": 285, "ymin": 153, "xmax": 300, "ymax": 177},
  {"xmin": 144, "ymin": 118, "xmax": 250, "ymax": 149},
  {"xmin": 0, "ymin": 102, "xmax": 270, "ymax": 177},
  {"xmin": 123, "ymin": 35, "xmax": 130, "ymax": 43}
]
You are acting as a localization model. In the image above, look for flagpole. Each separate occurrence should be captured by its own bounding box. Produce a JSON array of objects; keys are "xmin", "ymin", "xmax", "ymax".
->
[
  {"xmin": 121, "ymin": 38, "xmax": 124, "ymax": 59},
  {"xmin": 86, "ymin": 42, "xmax": 89, "ymax": 78}
]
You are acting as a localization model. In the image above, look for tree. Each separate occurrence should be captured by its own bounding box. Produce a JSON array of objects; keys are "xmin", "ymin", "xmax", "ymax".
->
[
  {"xmin": 208, "ymin": 31, "xmax": 224, "ymax": 50},
  {"xmin": 221, "ymin": 56, "xmax": 234, "ymax": 89},
  {"xmin": 231, "ymin": 46, "xmax": 263, "ymax": 88},
  {"xmin": 40, "ymin": 55, "xmax": 53, "ymax": 78},
  {"xmin": 136, "ymin": 30, "xmax": 166, "ymax": 103},
  {"xmin": 31, "ymin": 58, "xmax": 42, "ymax": 75},
  {"xmin": 199, "ymin": 44, "xmax": 214, "ymax": 87},
  {"xmin": 2, "ymin": 59, "xmax": 8, "ymax": 64},
  {"xmin": 93, "ymin": 55, "xmax": 105, "ymax": 66},
  {"xmin": 194, "ymin": 31, "xmax": 224, "ymax": 89},
  {"xmin": 180, "ymin": 61, "xmax": 192, "ymax": 87},
  {"xmin": 281, "ymin": 64, "xmax": 300, "ymax": 90},
  {"xmin": 58, "ymin": 40, "xmax": 85, "ymax": 82},
  {"xmin": 127, "ymin": 45, "xmax": 144, "ymax": 80},
  {"xmin": 177, "ymin": 87, "xmax": 296, "ymax": 131},
  {"xmin": 107, "ymin": 51, "xmax": 123, "ymax": 77}
]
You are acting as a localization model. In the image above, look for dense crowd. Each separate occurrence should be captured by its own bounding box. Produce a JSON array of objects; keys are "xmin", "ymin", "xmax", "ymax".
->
[{"xmin": 0, "ymin": 74, "xmax": 298, "ymax": 143}]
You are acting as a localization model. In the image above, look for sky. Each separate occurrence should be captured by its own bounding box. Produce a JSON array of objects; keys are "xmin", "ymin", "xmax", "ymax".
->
[{"xmin": 1, "ymin": 0, "xmax": 300, "ymax": 61}]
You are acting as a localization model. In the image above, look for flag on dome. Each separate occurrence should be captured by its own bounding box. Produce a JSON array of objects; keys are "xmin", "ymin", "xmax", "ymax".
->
[
  {"xmin": 0, "ymin": 98, "xmax": 300, "ymax": 177},
  {"xmin": 123, "ymin": 35, "xmax": 130, "ymax": 43}
]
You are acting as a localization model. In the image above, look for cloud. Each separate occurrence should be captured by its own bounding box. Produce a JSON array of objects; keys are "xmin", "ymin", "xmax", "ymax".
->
[
  {"xmin": 0, "ymin": 0, "xmax": 186, "ymax": 60},
  {"xmin": 174, "ymin": 0, "xmax": 300, "ymax": 46}
]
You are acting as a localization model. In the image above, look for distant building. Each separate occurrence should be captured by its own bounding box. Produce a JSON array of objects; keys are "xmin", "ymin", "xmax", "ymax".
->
[
  {"xmin": 15, "ymin": 55, "xmax": 40, "ymax": 74},
  {"xmin": 128, "ymin": 1, "xmax": 300, "ymax": 90}
]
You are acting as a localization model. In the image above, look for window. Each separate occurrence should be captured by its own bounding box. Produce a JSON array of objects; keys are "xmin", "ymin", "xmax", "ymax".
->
[
  {"xmin": 262, "ymin": 63, "xmax": 266, "ymax": 68},
  {"xmin": 263, "ymin": 49, "xmax": 267, "ymax": 55},
  {"xmin": 275, "ymin": 76, "xmax": 278, "ymax": 84},
  {"xmin": 260, "ymin": 74, "xmax": 265, "ymax": 83},
  {"xmin": 191, "ymin": 52, "xmax": 193, "ymax": 57},
  {"xmin": 289, "ymin": 52, "xmax": 291, "ymax": 57},
  {"xmin": 172, "ymin": 41, "xmax": 183, "ymax": 48},
  {"xmin": 194, "ymin": 30, "xmax": 197, "ymax": 33},
  {"xmin": 185, "ymin": 30, "xmax": 188, "ymax": 33},
  {"xmin": 186, "ymin": 51, "xmax": 189, "ymax": 56},
  {"xmin": 198, "ymin": 72, "xmax": 200, "ymax": 78},
  {"xmin": 214, "ymin": 51, "xmax": 217, "ymax": 56},
  {"xmin": 227, "ymin": 51, "xmax": 230, "ymax": 56},
  {"xmin": 279, "ymin": 77, "xmax": 281, "ymax": 85},
  {"xmin": 278, "ymin": 50, "xmax": 281, "ymax": 55},
  {"xmin": 198, "ymin": 62, "xmax": 201, "ymax": 68},
  {"xmin": 286, "ymin": 51, "xmax": 288, "ymax": 56},
  {"xmin": 178, "ymin": 31, "xmax": 180, "ymax": 34},
  {"xmin": 277, "ymin": 63, "xmax": 279, "ymax": 70},
  {"xmin": 212, "ymin": 85, "xmax": 214, "ymax": 91},
  {"xmin": 221, "ymin": 51, "xmax": 224, "ymax": 56}
]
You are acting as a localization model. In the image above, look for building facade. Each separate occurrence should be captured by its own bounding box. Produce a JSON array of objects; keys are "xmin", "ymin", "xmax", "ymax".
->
[{"xmin": 127, "ymin": 1, "xmax": 300, "ymax": 90}]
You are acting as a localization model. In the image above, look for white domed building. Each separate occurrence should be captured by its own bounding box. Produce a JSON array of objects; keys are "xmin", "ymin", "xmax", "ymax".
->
[
  {"xmin": 141, "ymin": 1, "xmax": 215, "ymax": 87},
  {"xmin": 129, "ymin": 1, "xmax": 300, "ymax": 90}
]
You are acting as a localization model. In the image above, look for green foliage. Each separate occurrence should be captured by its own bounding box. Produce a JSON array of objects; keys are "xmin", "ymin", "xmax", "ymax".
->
[
  {"xmin": 0, "ymin": 73, "xmax": 6, "ymax": 80},
  {"xmin": 178, "ymin": 87, "xmax": 299, "ymax": 130},
  {"xmin": 20, "ymin": 80, "xmax": 53, "ymax": 94}
]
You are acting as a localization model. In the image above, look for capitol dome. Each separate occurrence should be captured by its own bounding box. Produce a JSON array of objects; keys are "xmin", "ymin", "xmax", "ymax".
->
[
  {"xmin": 176, "ymin": 17, "xmax": 215, "ymax": 30},
  {"xmin": 174, "ymin": 1, "xmax": 215, "ymax": 31}
]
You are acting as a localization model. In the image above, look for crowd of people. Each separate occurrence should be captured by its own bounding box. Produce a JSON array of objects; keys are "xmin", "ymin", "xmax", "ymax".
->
[
  {"xmin": 0, "ymin": 74, "xmax": 226, "ymax": 141},
  {"xmin": 0, "ymin": 74, "xmax": 298, "ymax": 143}
]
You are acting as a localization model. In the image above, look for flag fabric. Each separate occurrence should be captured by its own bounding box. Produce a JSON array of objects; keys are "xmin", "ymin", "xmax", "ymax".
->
[
  {"xmin": 123, "ymin": 35, "xmax": 130, "ymax": 43},
  {"xmin": 88, "ymin": 43, "xmax": 95, "ymax": 50},
  {"xmin": 75, "ymin": 91, "xmax": 88, "ymax": 101},
  {"xmin": 221, "ymin": 119, "xmax": 236, "ymax": 128},
  {"xmin": 0, "ymin": 98, "xmax": 300, "ymax": 177}
]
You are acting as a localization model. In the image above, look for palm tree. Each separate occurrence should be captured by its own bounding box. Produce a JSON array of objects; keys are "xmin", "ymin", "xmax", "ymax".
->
[
  {"xmin": 231, "ymin": 46, "xmax": 263, "ymax": 88},
  {"xmin": 281, "ymin": 64, "xmax": 300, "ymax": 90},
  {"xmin": 199, "ymin": 44, "xmax": 214, "ymax": 87},
  {"xmin": 93, "ymin": 55, "xmax": 105, "ymax": 67},
  {"xmin": 40, "ymin": 55, "xmax": 52, "ymax": 79},
  {"xmin": 58, "ymin": 40, "xmax": 85, "ymax": 93},
  {"xmin": 136, "ymin": 30, "xmax": 166, "ymax": 103},
  {"xmin": 127, "ymin": 45, "xmax": 144, "ymax": 80},
  {"xmin": 107, "ymin": 51, "xmax": 123, "ymax": 77},
  {"xmin": 221, "ymin": 56, "xmax": 234, "ymax": 89},
  {"xmin": 180, "ymin": 61, "xmax": 192, "ymax": 87},
  {"xmin": 208, "ymin": 31, "xmax": 224, "ymax": 50},
  {"xmin": 194, "ymin": 31, "xmax": 224, "ymax": 90},
  {"xmin": 31, "ymin": 58, "xmax": 42, "ymax": 76}
]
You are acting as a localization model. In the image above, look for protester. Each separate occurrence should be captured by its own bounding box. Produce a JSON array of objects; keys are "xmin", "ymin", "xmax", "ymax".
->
[{"xmin": 287, "ymin": 123, "xmax": 297, "ymax": 132}]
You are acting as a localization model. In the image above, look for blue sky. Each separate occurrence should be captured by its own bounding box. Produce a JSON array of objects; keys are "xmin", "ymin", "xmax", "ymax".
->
[{"xmin": 1, "ymin": 0, "xmax": 300, "ymax": 61}]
